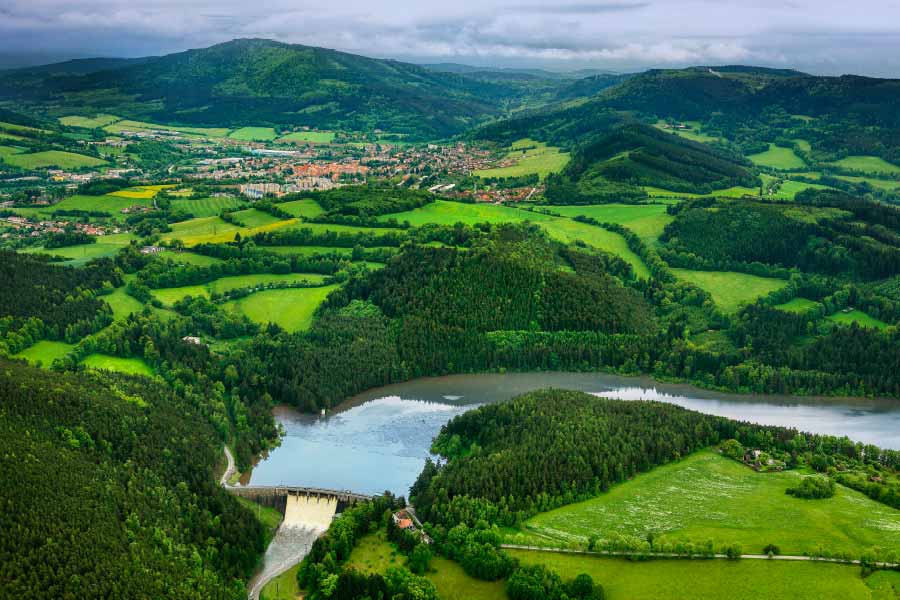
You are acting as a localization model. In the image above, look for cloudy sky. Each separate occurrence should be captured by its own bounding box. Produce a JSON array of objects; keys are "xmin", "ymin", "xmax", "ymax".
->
[{"xmin": 3, "ymin": 0, "xmax": 900, "ymax": 76}]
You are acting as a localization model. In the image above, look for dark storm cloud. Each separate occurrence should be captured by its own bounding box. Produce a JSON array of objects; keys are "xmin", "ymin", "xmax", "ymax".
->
[{"xmin": 1, "ymin": 0, "xmax": 900, "ymax": 76}]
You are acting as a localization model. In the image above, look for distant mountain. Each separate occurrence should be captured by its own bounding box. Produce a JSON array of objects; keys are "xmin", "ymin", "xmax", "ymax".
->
[
  {"xmin": 421, "ymin": 63, "xmax": 620, "ymax": 80},
  {"xmin": 0, "ymin": 39, "xmax": 532, "ymax": 138}
]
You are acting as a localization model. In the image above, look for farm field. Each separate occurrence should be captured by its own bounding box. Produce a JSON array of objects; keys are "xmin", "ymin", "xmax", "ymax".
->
[
  {"xmin": 59, "ymin": 114, "xmax": 120, "ymax": 128},
  {"xmin": 160, "ymin": 216, "xmax": 298, "ymax": 245},
  {"xmin": 45, "ymin": 193, "xmax": 154, "ymax": 216},
  {"xmin": 104, "ymin": 286, "xmax": 144, "ymax": 321},
  {"xmin": 103, "ymin": 119, "xmax": 229, "ymax": 138},
  {"xmin": 508, "ymin": 550, "xmax": 880, "ymax": 600},
  {"xmin": 835, "ymin": 175, "xmax": 900, "ymax": 191},
  {"xmin": 348, "ymin": 531, "xmax": 505, "ymax": 600},
  {"xmin": 260, "ymin": 245, "xmax": 356, "ymax": 256},
  {"xmin": 768, "ymin": 179, "xmax": 831, "ymax": 200},
  {"xmin": 228, "ymin": 126, "xmax": 277, "ymax": 141},
  {"xmin": 81, "ymin": 353, "xmax": 154, "ymax": 376},
  {"xmin": 748, "ymin": 144, "xmax": 806, "ymax": 169},
  {"xmin": 230, "ymin": 208, "xmax": 285, "ymax": 227},
  {"xmin": 507, "ymin": 450, "xmax": 900, "ymax": 557},
  {"xmin": 208, "ymin": 272, "xmax": 329, "ymax": 294},
  {"xmin": 543, "ymin": 203, "xmax": 674, "ymax": 242},
  {"xmin": 670, "ymin": 268, "xmax": 788, "ymax": 312},
  {"xmin": 13, "ymin": 340, "xmax": 75, "ymax": 367},
  {"xmin": 23, "ymin": 232, "xmax": 136, "ymax": 265},
  {"xmin": 170, "ymin": 196, "xmax": 246, "ymax": 217},
  {"xmin": 826, "ymin": 309, "xmax": 890, "ymax": 330},
  {"xmin": 643, "ymin": 185, "xmax": 759, "ymax": 199},
  {"xmin": 474, "ymin": 138, "xmax": 570, "ymax": 179},
  {"xmin": 774, "ymin": 297, "xmax": 821, "ymax": 313},
  {"xmin": 829, "ymin": 155, "xmax": 900, "ymax": 175},
  {"xmin": 222, "ymin": 284, "xmax": 340, "ymax": 331},
  {"xmin": 793, "ymin": 139, "xmax": 813, "ymax": 153},
  {"xmin": 654, "ymin": 121, "xmax": 719, "ymax": 143},
  {"xmin": 380, "ymin": 200, "xmax": 649, "ymax": 276},
  {"xmin": 276, "ymin": 130, "xmax": 335, "ymax": 144},
  {"xmin": 0, "ymin": 121, "xmax": 48, "ymax": 134},
  {"xmin": 150, "ymin": 285, "xmax": 209, "ymax": 306},
  {"xmin": 1, "ymin": 150, "xmax": 106, "ymax": 169},
  {"xmin": 157, "ymin": 250, "xmax": 223, "ymax": 266},
  {"xmin": 278, "ymin": 198, "xmax": 324, "ymax": 218},
  {"xmin": 0, "ymin": 131, "xmax": 26, "ymax": 141},
  {"xmin": 108, "ymin": 184, "xmax": 172, "ymax": 199}
]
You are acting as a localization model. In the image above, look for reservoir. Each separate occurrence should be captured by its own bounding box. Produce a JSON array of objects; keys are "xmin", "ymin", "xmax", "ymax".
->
[{"xmin": 240, "ymin": 372, "xmax": 900, "ymax": 497}]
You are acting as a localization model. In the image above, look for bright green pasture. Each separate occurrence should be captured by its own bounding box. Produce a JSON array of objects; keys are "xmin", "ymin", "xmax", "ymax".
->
[
  {"xmin": 768, "ymin": 179, "xmax": 831, "ymax": 200},
  {"xmin": 653, "ymin": 121, "xmax": 719, "ymax": 143},
  {"xmin": 670, "ymin": 268, "xmax": 788, "ymax": 312},
  {"xmin": 160, "ymin": 216, "xmax": 297, "ymax": 246},
  {"xmin": 827, "ymin": 309, "xmax": 890, "ymax": 330},
  {"xmin": 50, "ymin": 193, "xmax": 153, "ymax": 215},
  {"xmin": 230, "ymin": 208, "xmax": 284, "ymax": 227},
  {"xmin": 474, "ymin": 138, "xmax": 569, "ymax": 179},
  {"xmin": 829, "ymin": 156, "xmax": 900, "ymax": 175},
  {"xmin": 13, "ymin": 341, "xmax": 75, "ymax": 366},
  {"xmin": 59, "ymin": 114, "xmax": 120, "ymax": 128},
  {"xmin": 278, "ymin": 198, "xmax": 324, "ymax": 218},
  {"xmin": 748, "ymin": 144, "xmax": 806, "ymax": 169},
  {"xmin": 1, "ymin": 150, "xmax": 105, "ymax": 169},
  {"xmin": 81, "ymin": 354, "xmax": 154, "ymax": 376},
  {"xmin": 22, "ymin": 232, "xmax": 136, "ymax": 266},
  {"xmin": 157, "ymin": 250, "xmax": 223, "ymax": 266},
  {"xmin": 348, "ymin": 530, "xmax": 505, "ymax": 600},
  {"xmin": 208, "ymin": 272, "xmax": 328, "ymax": 294},
  {"xmin": 150, "ymin": 285, "xmax": 209, "ymax": 306},
  {"xmin": 774, "ymin": 297, "xmax": 820, "ymax": 314},
  {"xmin": 223, "ymin": 284, "xmax": 339, "ymax": 331},
  {"xmin": 509, "ymin": 550, "xmax": 878, "ymax": 600},
  {"xmin": 170, "ymin": 196, "xmax": 246, "ymax": 217},
  {"xmin": 276, "ymin": 130, "xmax": 335, "ymax": 144},
  {"xmin": 108, "ymin": 184, "xmax": 173, "ymax": 199},
  {"xmin": 103, "ymin": 119, "xmax": 229, "ymax": 138},
  {"xmin": 543, "ymin": 204, "xmax": 674, "ymax": 242},
  {"xmin": 793, "ymin": 139, "xmax": 813, "ymax": 153},
  {"xmin": 835, "ymin": 175, "xmax": 900, "ymax": 191},
  {"xmin": 643, "ymin": 185, "xmax": 759, "ymax": 199},
  {"xmin": 228, "ymin": 127, "xmax": 277, "ymax": 141},
  {"xmin": 0, "ymin": 121, "xmax": 48, "ymax": 134},
  {"xmin": 259, "ymin": 564, "xmax": 301, "ymax": 600},
  {"xmin": 511, "ymin": 450, "xmax": 900, "ymax": 557},
  {"xmin": 380, "ymin": 200, "xmax": 648, "ymax": 276},
  {"xmin": 0, "ymin": 131, "xmax": 26, "ymax": 141},
  {"xmin": 0, "ymin": 145, "xmax": 25, "ymax": 159},
  {"xmin": 104, "ymin": 286, "xmax": 145, "ymax": 321},
  {"xmin": 261, "ymin": 245, "xmax": 355, "ymax": 256}
]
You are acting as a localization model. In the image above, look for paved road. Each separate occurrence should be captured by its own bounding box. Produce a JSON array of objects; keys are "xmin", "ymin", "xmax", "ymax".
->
[
  {"xmin": 220, "ymin": 445, "xmax": 237, "ymax": 487},
  {"xmin": 501, "ymin": 544, "xmax": 899, "ymax": 567}
]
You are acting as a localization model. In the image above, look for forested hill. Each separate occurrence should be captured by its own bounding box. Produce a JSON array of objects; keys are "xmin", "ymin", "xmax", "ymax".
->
[
  {"xmin": 0, "ymin": 39, "xmax": 521, "ymax": 138},
  {"xmin": 0, "ymin": 359, "xmax": 266, "ymax": 599}
]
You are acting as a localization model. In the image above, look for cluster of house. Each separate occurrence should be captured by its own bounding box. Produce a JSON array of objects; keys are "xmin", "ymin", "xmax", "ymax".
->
[{"xmin": 391, "ymin": 508, "xmax": 433, "ymax": 544}]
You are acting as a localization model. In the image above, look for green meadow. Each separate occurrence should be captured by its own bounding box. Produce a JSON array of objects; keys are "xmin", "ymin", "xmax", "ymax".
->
[
  {"xmin": 223, "ymin": 284, "xmax": 340, "ymax": 331},
  {"xmin": 509, "ymin": 550, "xmax": 881, "ymax": 600},
  {"xmin": 170, "ymin": 196, "xmax": 246, "ymax": 217},
  {"xmin": 643, "ymin": 185, "xmax": 759, "ymax": 199},
  {"xmin": 768, "ymin": 179, "xmax": 831, "ymax": 200},
  {"xmin": 509, "ymin": 450, "xmax": 900, "ymax": 557},
  {"xmin": 278, "ymin": 198, "xmax": 324, "ymax": 218},
  {"xmin": 670, "ymin": 268, "xmax": 788, "ymax": 312},
  {"xmin": 748, "ymin": 144, "xmax": 806, "ymax": 169},
  {"xmin": 474, "ymin": 138, "xmax": 570, "ymax": 179},
  {"xmin": 59, "ymin": 114, "xmax": 120, "ymax": 128},
  {"xmin": 228, "ymin": 127, "xmax": 277, "ymax": 141},
  {"xmin": 259, "ymin": 564, "xmax": 301, "ymax": 600},
  {"xmin": 103, "ymin": 119, "xmax": 229, "ymax": 138},
  {"xmin": 0, "ymin": 121, "xmax": 49, "ymax": 134},
  {"xmin": 81, "ymin": 354, "xmax": 154, "ymax": 376},
  {"xmin": 1, "ymin": 150, "xmax": 106, "ymax": 169},
  {"xmin": 13, "ymin": 340, "xmax": 76, "ymax": 367},
  {"xmin": 543, "ymin": 203, "xmax": 674, "ymax": 242},
  {"xmin": 157, "ymin": 250, "xmax": 224, "ymax": 266},
  {"xmin": 653, "ymin": 121, "xmax": 719, "ymax": 143},
  {"xmin": 827, "ymin": 309, "xmax": 890, "ymax": 330},
  {"xmin": 230, "ymin": 208, "xmax": 284, "ymax": 227},
  {"xmin": 829, "ymin": 155, "xmax": 900, "ymax": 175},
  {"xmin": 160, "ymin": 216, "xmax": 298, "ymax": 246},
  {"xmin": 104, "ymin": 286, "xmax": 145, "ymax": 321},
  {"xmin": 23, "ymin": 232, "xmax": 137, "ymax": 266},
  {"xmin": 380, "ymin": 200, "xmax": 649, "ymax": 277},
  {"xmin": 261, "ymin": 245, "xmax": 356, "ymax": 256},
  {"xmin": 793, "ymin": 139, "xmax": 813, "ymax": 153},
  {"xmin": 836, "ymin": 175, "xmax": 900, "ymax": 191},
  {"xmin": 774, "ymin": 297, "xmax": 821, "ymax": 314},
  {"xmin": 276, "ymin": 130, "xmax": 335, "ymax": 144}
]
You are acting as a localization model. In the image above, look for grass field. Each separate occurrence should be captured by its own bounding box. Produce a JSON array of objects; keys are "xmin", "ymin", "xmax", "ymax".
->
[
  {"xmin": 81, "ymin": 354, "xmax": 154, "ymax": 376},
  {"xmin": 826, "ymin": 309, "xmax": 890, "ymax": 330},
  {"xmin": 653, "ymin": 121, "xmax": 719, "ymax": 143},
  {"xmin": 260, "ymin": 564, "xmax": 302, "ymax": 600},
  {"xmin": 793, "ymin": 139, "xmax": 813, "ymax": 153},
  {"xmin": 49, "ymin": 193, "xmax": 154, "ymax": 216},
  {"xmin": 150, "ymin": 285, "xmax": 209, "ymax": 306},
  {"xmin": 278, "ymin": 199, "xmax": 324, "ymax": 219},
  {"xmin": 748, "ymin": 144, "xmax": 806, "ymax": 170},
  {"xmin": 643, "ymin": 185, "xmax": 760, "ymax": 199},
  {"xmin": 160, "ymin": 216, "xmax": 298, "ymax": 246},
  {"xmin": 348, "ymin": 530, "xmax": 505, "ymax": 600},
  {"xmin": 103, "ymin": 119, "xmax": 229, "ymax": 138},
  {"xmin": 1, "ymin": 150, "xmax": 106, "ymax": 169},
  {"xmin": 13, "ymin": 340, "xmax": 75, "ymax": 367},
  {"xmin": 670, "ymin": 269, "xmax": 788, "ymax": 312},
  {"xmin": 509, "ymin": 450, "xmax": 900, "ymax": 557},
  {"xmin": 774, "ymin": 297, "xmax": 821, "ymax": 314},
  {"xmin": 230, "ymin": 208, "xmax": 284, "ymax": 227},
  {"xmin": 170, "ymin": 196, "xmax": 246, "ymax": 217},
  {"xmin": 223, "ymin": 284, "xmax": 339, "ymax": 331},
  {"xmin": 59, "ymin": 114, "xmax": 120, "ymax": 128},
  {"xmin": 228, "ymin": 127, "xmax": 277, "ymax": 141},
  {"xmin": 276, "ymin": 130, "xmax": 336, "ymax": 144},
  {"xmin": 261, "ymin": 245, "xmax": 357, "ymax": 256},
  {"xmin": 543, "ymin": 204, "xmax": 674, "ymax": 242},
  {"xmin": 104, "ymin": 286, "xmax": 145, "ymax": 321},
  {"xmin": 380, "ymin": 201, "xmax": 649, "ymax": 276},
  {"xmin": 108, "ymin": 185, "xmax": 173, "ymax": 199},
  {"xmin": 0, "ymin": 121, "xmax": 48, "ymax": 134},
  {"xmin": 157, "ymin": 250, "xmax": 223, "ymax": 266},
  {"xmin": 829, "ymin": 156, "xmax": 900, "ymax": 175},
  {"xmin": 208, "ymin": 272, "xmax": 328, "ymax": 294},
  {"xmin": 0, "ymin": 131, "xmax": 26, "ymax": 141},
  {"xmin": 509, "ymin": 550, "xmax": 880, "ymax": 600},
  {"xmin": 768, "ymin": 179, "xmax": 831, "ymax": 200},
  {"xmin": 23, "ymin": 232, "xmax": 136, "ymax": 266},
  {"xmin": 836, "ymin": 175, "xmax": 900, "ymax": 191},
  {"xmin": 474, "ymin": 139, "xmax": 570, "ymax": 179}
]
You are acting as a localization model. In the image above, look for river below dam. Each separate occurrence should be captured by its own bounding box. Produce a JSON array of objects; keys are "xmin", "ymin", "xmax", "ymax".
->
[{"xmin": 237, "ymin": 372, "xmax": 900, "ymax": 498}]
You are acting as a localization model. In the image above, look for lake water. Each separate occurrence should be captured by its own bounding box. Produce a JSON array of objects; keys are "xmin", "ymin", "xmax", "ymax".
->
[{"xmin": 240, "ymin": 372, "xmax": 900, "ymax": 497}]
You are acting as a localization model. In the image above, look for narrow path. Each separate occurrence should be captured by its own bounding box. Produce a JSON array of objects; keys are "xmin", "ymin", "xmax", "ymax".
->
[
  {"xmin": 220, "ymin": 445, "xmax": 237, "ymax": 487},
  {"xmin": 501, "ymin": 544, "xmax": 899, "ymax": 568}
]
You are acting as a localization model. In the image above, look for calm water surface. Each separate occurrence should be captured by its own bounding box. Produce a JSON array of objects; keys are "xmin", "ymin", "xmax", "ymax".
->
[{"xmin": 241, "ymin": 372, "xmax": 900, "ymax": 497}]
